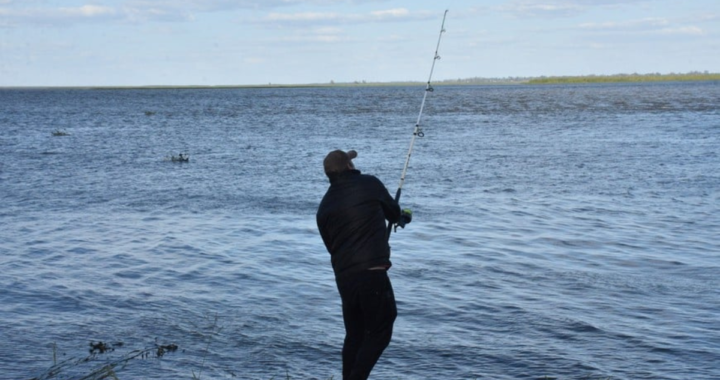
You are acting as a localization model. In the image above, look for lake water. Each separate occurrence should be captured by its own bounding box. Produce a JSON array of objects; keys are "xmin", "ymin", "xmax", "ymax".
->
[{"xmin": 1, "ymin": 82, "xmax": 719, "ymax": 380}]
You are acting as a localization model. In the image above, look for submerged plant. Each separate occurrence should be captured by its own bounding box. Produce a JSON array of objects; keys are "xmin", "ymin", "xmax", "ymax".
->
[
  {"xmin": 191, "ymin": 313, "xmax": 223, "ymax": 380},
  {"xmin": 29, "ymin": 340, "xmax": 178, "ymax": 380}
]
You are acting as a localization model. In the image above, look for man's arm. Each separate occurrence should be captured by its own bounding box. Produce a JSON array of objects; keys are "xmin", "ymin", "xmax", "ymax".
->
[{"xmin": 376, "ymin": 180, "xmax": 401, "ymax": 223}]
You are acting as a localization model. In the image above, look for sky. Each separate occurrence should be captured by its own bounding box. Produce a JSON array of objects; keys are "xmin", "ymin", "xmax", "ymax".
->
[{"xmin": 0, "ymin": 0, "xmax": 718, "ymax": 87}]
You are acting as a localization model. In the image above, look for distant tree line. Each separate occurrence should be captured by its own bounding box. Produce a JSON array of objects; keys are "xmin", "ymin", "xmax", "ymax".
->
[
  {"xmin": 525, "ymin": 71, "xmax": 720, "ymax": 84},
  {"xmin": 331, "ymin": 72, "xmax": 719, "ymax": 87},
  {"xmin": 317, "ymin": 71, "xmax": 720, "ymax": 87},
  {"xmin": 435, "ymin": 76, "xmax": 530, "ymax": 85}
]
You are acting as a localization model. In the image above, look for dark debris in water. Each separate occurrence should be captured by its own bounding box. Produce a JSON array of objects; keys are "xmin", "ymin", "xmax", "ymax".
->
[
  {"xmin": 155, "ymin": 343, "xmax": 178, "ymax": 358},
  {"xmin": 88, "ymin": 341, "xmax": 123, "ymax": 354}
]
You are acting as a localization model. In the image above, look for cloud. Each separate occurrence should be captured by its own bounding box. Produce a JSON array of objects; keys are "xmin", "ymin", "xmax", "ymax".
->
[
  {"xmin": 264, "ymin": 7, "xmax": 434, "ymax": 26},
  {"xmin": 76, "ymin": 5, "xmax": 116, "ymax": 17},
  {"xmin": 270, "ymin": 25, "xmax": 350, "ymax": 44},
  {"xmin": 370, "ymin": 8, "xmax": 409, "ymax": 18},
  {"xmin": 0, "ymin": 0, "xmax": 304, "ymax": 26},
  {"xmin": 495, "ymin": 0, "xmax": 586, "ymax": 18},
  {"xmin": 0, "ymin": 4, "xmax": 121, "ymax": 26},
  {"xmin": 0, "ymin": 0, "xmax": 410, "ymax": 27},
  {"xmin": 124, "ymin": 0, "xmax": 265, "ymax": 14},
  {"xmin": 266, "ymin": 11, "xmax": 341, "ymax": 22},
  {"xmin": 698, "ymin": 13, "xmax": 719, "ymax": 22},
  {"xmin": 655, "ymin": 26, "xmax": 705, "ymax": 36},
  {"xmin": 126, "ymin": 0, "xmax": 382, "ymax": 12},
  {"xmin": 496, "ymin": 0, "xmax": 652, "ymax": 18},
  {"xmin": 243, "ymin": 57, "xmax": 266, "ymax": 64},
  {"xmin": 122, "ymin": 0, "xmax": 393, "ymax": 20},
  {"xmin": 578, "ymin": 18, "xmax": 669, "ymax": 31},
  {"xmin": 578, "ymin": 17, "xmax": 705, "ymax": 36}
]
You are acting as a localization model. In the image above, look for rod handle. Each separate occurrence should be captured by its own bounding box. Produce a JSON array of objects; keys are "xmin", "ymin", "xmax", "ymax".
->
[{"xmin": 387, "ymin": 188, "xmax": 402, "ymax": 241}]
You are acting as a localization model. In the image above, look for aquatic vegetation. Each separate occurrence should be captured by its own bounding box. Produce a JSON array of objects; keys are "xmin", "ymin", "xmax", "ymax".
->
[
  {"xmin": 191, "ymin": 313, "xmax": 222, "ymax": 380},
  {"xmin": 29, "ymin": 340, "xmax": 178, "ymax": 380},
  {"xmin": 30, "ymin": 337, "xmax": 342, "ymax": 380}
]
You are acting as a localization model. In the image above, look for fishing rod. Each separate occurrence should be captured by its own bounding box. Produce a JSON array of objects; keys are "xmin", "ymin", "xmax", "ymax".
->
[{"xmin": 388, "ymin": 9, "xmax": 448, "ymax": 240}]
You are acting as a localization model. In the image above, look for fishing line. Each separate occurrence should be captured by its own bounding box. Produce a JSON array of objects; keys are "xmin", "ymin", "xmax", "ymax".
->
[{"xmin": 388, "ymin": 9, "xmax": 448, "ymax": 240}]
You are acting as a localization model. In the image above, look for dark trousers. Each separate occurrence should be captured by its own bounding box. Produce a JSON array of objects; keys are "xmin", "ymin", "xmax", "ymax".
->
[{"xmin": 336, "ymin": 270, "xmax": 397, "ymax": 380}]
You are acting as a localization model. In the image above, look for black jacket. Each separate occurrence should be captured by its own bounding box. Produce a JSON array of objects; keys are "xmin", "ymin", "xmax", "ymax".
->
[{"xmin": 317, "ymin": 170, "xmax": 401, "ymax": 279}]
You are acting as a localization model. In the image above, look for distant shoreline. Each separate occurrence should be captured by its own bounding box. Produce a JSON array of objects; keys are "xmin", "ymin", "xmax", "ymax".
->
[
  {"xmin": 2, "ymin": 72, "xmax": 718, "ymax": 90},
  {"xmin": 524, "ymin": 72, "xmax": 720, "ymax": 84}
]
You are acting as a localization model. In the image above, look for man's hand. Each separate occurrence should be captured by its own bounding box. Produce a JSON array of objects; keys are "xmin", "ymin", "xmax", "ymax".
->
[{"xmin": 395, "ymin": 208, "xmax": 413, "ymax": 231}]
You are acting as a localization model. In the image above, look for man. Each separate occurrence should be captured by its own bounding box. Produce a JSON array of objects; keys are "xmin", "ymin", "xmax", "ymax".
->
[{"xmin": 316, "ymin": 149, "xmax": 411, "ymax": 380}]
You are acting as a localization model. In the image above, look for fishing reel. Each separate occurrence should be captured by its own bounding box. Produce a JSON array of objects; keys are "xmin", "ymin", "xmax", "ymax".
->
[{"xmin": 394, "ymin": 209, "xmax": 413, "ymax": 232}]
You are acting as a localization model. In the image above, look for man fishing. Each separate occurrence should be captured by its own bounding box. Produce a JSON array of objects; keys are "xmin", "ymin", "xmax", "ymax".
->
[
  {"xmin": 316, "ymin": 11, "xmax": 445, "ymax": 379},
  {"xmin": 316, "ymin": 149, "xmax": 411, "ymax": 380}
]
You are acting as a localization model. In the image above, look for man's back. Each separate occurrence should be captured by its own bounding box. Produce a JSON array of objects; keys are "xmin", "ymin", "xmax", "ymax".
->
[{"xmin": 317, "ymin": 170, "xmax": 400, "ymax": 278}]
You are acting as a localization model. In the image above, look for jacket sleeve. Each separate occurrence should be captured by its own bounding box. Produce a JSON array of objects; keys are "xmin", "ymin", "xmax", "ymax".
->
[{"xmin": 376, "ymin": 178, "xmax": 401, "ymax": 223}]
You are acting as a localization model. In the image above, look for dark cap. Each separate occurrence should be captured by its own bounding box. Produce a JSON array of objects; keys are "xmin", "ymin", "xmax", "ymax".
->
[{"xmin": 323, "ymin": 149, "xmax": 357, "ymax": 177}]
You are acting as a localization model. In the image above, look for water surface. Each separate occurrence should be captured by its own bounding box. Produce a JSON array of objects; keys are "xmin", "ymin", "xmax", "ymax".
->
[{"xmin": 1, "ymin": 82, "xmax": 719, "ymax": 379}]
